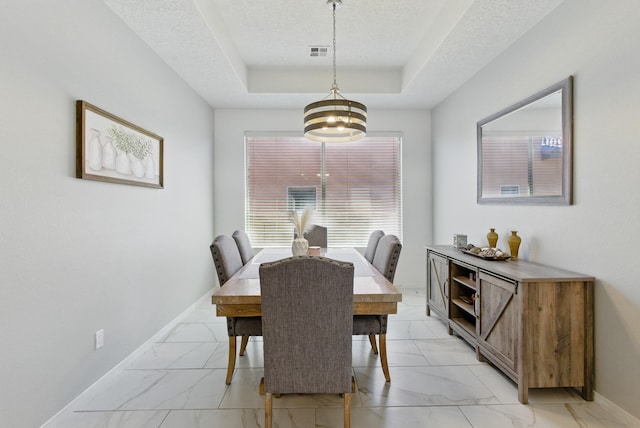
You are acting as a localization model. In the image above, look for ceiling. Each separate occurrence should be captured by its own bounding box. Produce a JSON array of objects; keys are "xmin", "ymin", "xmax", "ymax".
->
[{"xmin": 103, "ymin": 0, "xmax": 564, "ymax": 110}]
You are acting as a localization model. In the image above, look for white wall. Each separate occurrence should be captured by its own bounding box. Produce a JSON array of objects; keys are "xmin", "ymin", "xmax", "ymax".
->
[
  {"xmin": 431, "ymin": 0, "xmax": 640, "ymax": 418},
  {"xmin": 214, "ymin": 109, "xmax": 431, "ymax": 287},
  {"xmin": 0, "ymin": 2, "xmax": 216, "ymax": 427}
]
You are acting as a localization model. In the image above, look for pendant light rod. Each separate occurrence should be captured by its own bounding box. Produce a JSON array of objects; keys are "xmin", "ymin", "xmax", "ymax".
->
[
  {"xmin": 304, "ymin": 0, "xmax": 367, "ymax": 143},
  {"xmin": 331, "ymin": 0, "xmax": 338, "ymax": 91}
]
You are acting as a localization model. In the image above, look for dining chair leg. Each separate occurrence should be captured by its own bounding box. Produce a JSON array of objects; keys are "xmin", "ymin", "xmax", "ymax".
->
[
  {"xmin": 239, "ymin": 335, "xmax": 249, "ymax": 356},
  {"xmin": 265, "ymin": 392, "xmax": 273, "ymax": 428},
  {"xmin": 379, "ymin": 333, "xmax": 391, "ymax": 382},
  {"xmin": 344, "ymin": 392, "xmax": 351, "ymax": 428},
  {"xmin": 368, "ymin": 334, "xmax": 379, "ymax": 354},
  {"xmin": 226, "ymin": 336, "xmax": 237, "ymax": 385}
]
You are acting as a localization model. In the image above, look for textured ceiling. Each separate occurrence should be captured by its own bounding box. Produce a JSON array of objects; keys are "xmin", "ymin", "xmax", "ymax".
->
[{"xmin": 103, "ymin": 0, "xmax": 565, "ymax": 109}]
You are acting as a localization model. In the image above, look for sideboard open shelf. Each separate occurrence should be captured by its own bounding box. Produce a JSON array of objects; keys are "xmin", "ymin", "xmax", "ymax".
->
[
  {"xmin": 425, "ymin": 245, "xmax": 594, "ymax": 404},
  {"xmin": 449, "ymin": 261, "xmax": 478, "ymax": 342}
]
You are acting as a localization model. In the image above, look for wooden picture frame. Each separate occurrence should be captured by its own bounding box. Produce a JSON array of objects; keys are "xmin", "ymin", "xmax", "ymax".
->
[
  {"xmin": 76, "ymin": 100, "xmax": 164, "ymax": 188},
  {"xmin": 476, "ymin": 77, "xmax": 572, "ymax": 205}
]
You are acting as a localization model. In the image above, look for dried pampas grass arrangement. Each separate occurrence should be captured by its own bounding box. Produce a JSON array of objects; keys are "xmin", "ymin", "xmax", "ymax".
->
[{"xmin": 290, "ymin": 207, "xmax": 314, "ymax": 238}]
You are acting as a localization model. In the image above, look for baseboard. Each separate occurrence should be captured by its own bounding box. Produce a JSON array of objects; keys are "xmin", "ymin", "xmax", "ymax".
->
[
  {"xmin": 594, "ymin": 392, "xmax": 640, "ymax": 425},
  {"xmin": 40, "ymin": 288, "xmax": 216, "ymax": 428}
]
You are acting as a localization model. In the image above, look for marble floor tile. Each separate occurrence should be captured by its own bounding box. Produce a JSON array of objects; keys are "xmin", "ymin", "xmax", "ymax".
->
[
  {"xmin": 351, "ymin": 339, "xmax": 382, "ymax": 369},
  {"xmin": 462, "ymin": 404, "xmax": 575, "ymax": 428},
  {"xmin": 392, "ymin": 304, "xmax": 428, "ymax": 321},
  {"xmin": 352, "ymin": 338, "xmax": 430, "ymax": 368},
  {"xmin": 158, "ymin": 408, "xmax": 315, "ymax": 428},
  {"xmin": 525, "ymin": 388, "xmax": 586, "ymax": 405},
  {"xmin": 318, "ymin": 406, "xmax": 474, "ymax": 428},
  {"xmin": 161, "ymin": 322, "xmax": 227, "ymax": 343},
  {"xmin": 467, "ymin": 358, "xmax": 587, "ymax": 406},
  {"xmin": 44, "ymin": 410, "xmax": 169, "ymax": 428},
  {"xmin": 395, "ymin": 288, "xmax": 426, "ymax": 306},
  {"xmin": 460, "ymin": 402, "xmax": 633, "ymax": 428},
  {"xmin": 386, "ymin": 319, "xmax": 451, "ymax": 340},
  {"xmin": 218, "ymin": 367, "xmax": 364, "ymax": 409},
  {"xmin": 356, "ymin": 365, "xmax": 500, "ymax": 407},
  {"xmin": 203, "ymin": 339, "xmax": 264, "ymax": 369},
  {"xmin": 127, "ymin": 342, "xmax": 219, "ymax": 370},
  {"xmin": 268, "ymin": 391, "xmax": 363, "ymax": 410},
  {"xmin": 563, "ymin": 402, "xmax": 636, "ymax": 427},
  {"xmin": 468, "ymin": 363, "xmax": 519, "ymax": 404},
  {"xmin": 73, "ymin": 369, "xmax": 228, "ymax": 411},
  {"xmin": 217, "ymin": 368, "xmax": 270, "ymax": 409},
  {"xmin": 180, "ymin": 307, "xmax": 222, "ymax": 323},
  {"xmin": 414, "ymin": 338, "xmax": 485, "ymax": 366}
]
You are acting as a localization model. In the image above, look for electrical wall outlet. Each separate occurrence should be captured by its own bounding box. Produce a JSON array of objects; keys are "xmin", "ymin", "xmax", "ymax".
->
[{"xmin": 95, "ymin": 329, "xmax": 104, "ymax": 349}]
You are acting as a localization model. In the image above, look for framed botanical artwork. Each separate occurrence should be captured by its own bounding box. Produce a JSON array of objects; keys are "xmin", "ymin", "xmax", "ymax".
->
[{"xmin": 76, "ymin": 100, "xmax": 164, "ymax": 188}]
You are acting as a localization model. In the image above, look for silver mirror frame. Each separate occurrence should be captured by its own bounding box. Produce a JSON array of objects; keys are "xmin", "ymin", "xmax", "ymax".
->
[{"xmin": 477, "ymin": 76, "xmax": 573, "ymax": 205}]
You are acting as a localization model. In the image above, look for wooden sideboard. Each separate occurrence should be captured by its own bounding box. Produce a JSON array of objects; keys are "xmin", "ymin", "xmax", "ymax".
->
[{"xmin": 425, "ymin": 245, "xmax": 594, "ymax": 403}]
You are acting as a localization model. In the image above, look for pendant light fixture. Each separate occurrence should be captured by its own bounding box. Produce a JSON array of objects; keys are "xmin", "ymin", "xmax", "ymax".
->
[{"xmin": 304, "ymin": 0, "xmax": 367, "ymax": 143}]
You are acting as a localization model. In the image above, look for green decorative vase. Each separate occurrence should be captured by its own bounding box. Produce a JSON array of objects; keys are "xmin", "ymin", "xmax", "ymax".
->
[
  {"xmin": 487, "ymin": 228, "xmax": 498, "ymax": 248},
  {"xmin": 508, "ymin": 231, "xmax": 521, "ymax": 260}
]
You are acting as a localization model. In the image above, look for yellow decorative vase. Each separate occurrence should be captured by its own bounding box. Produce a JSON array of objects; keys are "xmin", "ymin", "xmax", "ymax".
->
[
  {"xmin": 487, "ymin": 228, "xmax": 498, "ymax": 248},
  {"xmin": 508, "ymin": 231, "xmax": 521, "ymax": 260}
]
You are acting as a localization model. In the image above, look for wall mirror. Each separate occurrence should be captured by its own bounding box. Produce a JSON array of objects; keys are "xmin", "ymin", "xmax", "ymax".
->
[{"xmin": 477, "ymin": 76, "xmax": 573, "ymax": 205}]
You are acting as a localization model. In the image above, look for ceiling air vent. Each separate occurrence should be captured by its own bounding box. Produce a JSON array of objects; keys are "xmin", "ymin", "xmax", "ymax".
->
[{"xmin": 309, "ymin": 46, "xmax": 329, "ymax": 57}]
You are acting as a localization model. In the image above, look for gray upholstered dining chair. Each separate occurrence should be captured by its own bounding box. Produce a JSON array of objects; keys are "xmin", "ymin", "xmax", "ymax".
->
[
  {"xmin": 259, "ymin": 256, "xmax": 354, "ymax": 428},
  {"xmin": 353, "ymin": 234, "xmax": 402, "ymax": 382},
  {"xmin": 210, "ymin": 234, "xmax": 262, "ymax": 384},
  {"xmin": 363, "ymin": 230, "xmax": 385, "ymax": 263},
  {"xmin": 232, "ymin": 229, "xmax": 254, "ymax": 265},
  {"xmin": 295, "ymin": 225, "xmax": 328, "ymax": 247}
]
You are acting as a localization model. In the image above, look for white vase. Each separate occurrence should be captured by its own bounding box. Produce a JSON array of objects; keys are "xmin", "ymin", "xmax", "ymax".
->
[
  {"xmin": 144, "ymin": 155, "xmax": 155, "ymax": 179},
  {"xmin": 101, "ymin": 136, "xmax": 116, "ymax": 170},
  {"xmin": 292, "ymin": 237, "xmax": 309, "ymax": 256},
  {"xmin": 130, "ymin": 154, "xmax": 145, "ymax": 178},
  {"xmin": 88, "ymin": 128, "xmax": 102, "ymax": 171},
  {"xmin": 115, "ymin": 149, "xmax": 131, "ymax": 174}
]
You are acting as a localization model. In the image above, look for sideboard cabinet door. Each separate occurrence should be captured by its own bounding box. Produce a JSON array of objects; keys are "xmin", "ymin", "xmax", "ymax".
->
[
  {"xmin": 478, "ymin": 272, "xmax": 519, "ymax": 378},
  {"xmin": 426, "ymin": 251, "xmax": 449, "ymax": 319}
]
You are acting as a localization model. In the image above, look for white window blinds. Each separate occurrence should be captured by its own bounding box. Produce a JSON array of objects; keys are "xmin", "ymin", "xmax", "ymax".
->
[
  {"xmin": 481, "ymin": 134, "xmax": 563, "ymax": 198},
  {"xmin": 246, "ymin": 135, "xmax": 402, "ymax": 247}
]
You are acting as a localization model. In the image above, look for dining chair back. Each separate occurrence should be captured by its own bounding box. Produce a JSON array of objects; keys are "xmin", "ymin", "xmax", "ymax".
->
[
  {"xmin": 211, "ymin": 235, "xmax": 243, "ymax": 286},
  {"xmin": 353, "ymin": 234, "xmax": 402, "ymax": 382},
  {"xmin": 295, "ymin": 224, "xmax": 328, "ymax": 247},
  {"xmin": 260, "ymin": 256, "xmax": 354, "ymax": 428},
  {"xmin": 363, "ymin": 230, "xmax": 385, "ymax": 263},
  {"xmin": 210, "ymin": 234, "xmax": 262, "ymax": 384},
  {"xmin": 232, "ymin": 229, "xmax": 254, "ymax": 265},
  {"xmin": 372, "ymin": 234, "xmax": 402, "ymax": 282}
]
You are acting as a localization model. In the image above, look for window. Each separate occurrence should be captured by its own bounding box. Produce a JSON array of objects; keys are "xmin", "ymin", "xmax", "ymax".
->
[
  {"xmin": 500, "ymin": 185, "xmax": 520, "ymax": 196},
  {"xmin": 287, "ymin": 187, "xmax": 317, "ymax": 211},
  {"xmin": 245, "ymin": 135, "xmax": 402, "ymax": 247}
]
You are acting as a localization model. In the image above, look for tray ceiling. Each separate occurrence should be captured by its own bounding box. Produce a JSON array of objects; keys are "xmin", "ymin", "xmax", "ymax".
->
[{"xmin": 103, "ymin": 0, "xmax": 565, "ymax": 109}]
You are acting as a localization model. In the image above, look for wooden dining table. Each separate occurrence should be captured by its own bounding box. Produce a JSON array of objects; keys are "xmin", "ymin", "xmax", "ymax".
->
[{"xmin": 211, "ymin": 248, "xmax": 402, "ymax": 317}]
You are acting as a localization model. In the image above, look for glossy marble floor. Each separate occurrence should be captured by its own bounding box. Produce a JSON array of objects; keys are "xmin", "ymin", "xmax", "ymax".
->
[{"xmin": 44, "ymin": 288, "xmax": 634, "ymax": 428}]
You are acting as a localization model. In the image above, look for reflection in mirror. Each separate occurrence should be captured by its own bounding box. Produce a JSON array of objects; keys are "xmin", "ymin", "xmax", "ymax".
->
[{"xmin": 477, "ymin": 77, "xmax": 573, "ymax": 205}]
